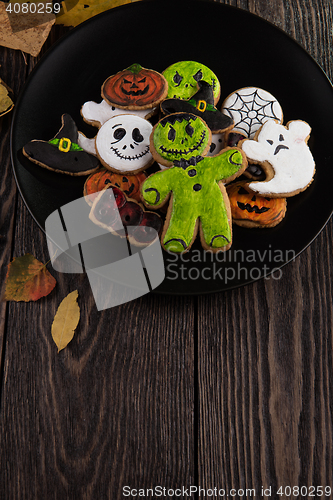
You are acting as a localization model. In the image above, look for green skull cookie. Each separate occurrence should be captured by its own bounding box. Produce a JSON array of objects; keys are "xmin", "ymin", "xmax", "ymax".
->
[
  {"xmin": 142, "ymin": 112, "xmax": 247, "ymax": 253},
  {"xmin": 163, "ymin": 61, "xmax": 221, "ymax": 103},
  {"xmin": 150, "ymin": 112, "xmax": 211, "ymax": 167}
]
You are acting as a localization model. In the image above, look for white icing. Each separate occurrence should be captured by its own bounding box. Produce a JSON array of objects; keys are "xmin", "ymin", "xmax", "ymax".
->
[
  {"xmin": 81, "ymin": 99, "xmax": 153, "ymax": 127},
  {"xmin": 242, "ymin": 119, "xmax": 315, "ymax": 195},
  {"xmin": 206, "ymin": 132, "xmax": 224, "ymax": 157},
  {"xmin": 222, "ymin": 87, "xmax": 283, "ymax": 138},
  {"xmin": 78, "ymin": 132, "xmax": 97, "ymax": 155},
  {"xmin": 96, "ymin": 115, "xmax": 153, "ymax": 173}
]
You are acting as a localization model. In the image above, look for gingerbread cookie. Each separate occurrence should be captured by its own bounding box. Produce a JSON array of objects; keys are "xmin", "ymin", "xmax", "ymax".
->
[
  {"xmin": 226, "ymin": 131, "xmax": 265, "ymax": 180},
  {"xmin": 84, "ymin": 168, "xmax": 146, "ymax": 205},
  {"xmin": 81, "ymin": 99, "xmax": 150, "ymax": 129},
  {"xmin": 142, "ymin": 112, "xmax": 247, "ymax": 253},
  {"xmin": 222, "ymin": 87, "xmax": 283, "ymax": 139},
  {"xmin": 161, "ymin": 81, "xmax": 233, "ymax": 133},
  {"xmin": 89, "ymin": 185, "xmax": 162, "ymax": 246},
  {"xmin": 163, "ymin": 61, "xmax": 220, "ymax": 104},
  {"xmin": 102, "ymin": 63, "xmax": 168, "ymax": 111},
  {"xmin": 241, "ymin": 119, "xmax": 315, "ymax": 197},
  {"xmin": 78, "ymin": 114, "xmax": 154, "ymax": 174},
  {"xmin": 227, "ymin": 181, "xmax": 287, "ymax": 228},
  {"xmin": 23, "ymin": 114, "xmax": 100, "ymax": 176}
]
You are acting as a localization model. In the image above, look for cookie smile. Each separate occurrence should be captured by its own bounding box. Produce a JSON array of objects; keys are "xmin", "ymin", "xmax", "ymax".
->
[
  {"xmin": 237, "ymin": 202, "xmax": 270, "ymax": 214},
  {"xmin": 110, "ymin": 145, "xmax": 150, "ymax": 161},
  {"xmin": 121, "ymin": 86, "xmax": 149, "ymax": 97},
  {"xmin": 159, "ymin": 130, "xmax": 207, "ymax": 156}
]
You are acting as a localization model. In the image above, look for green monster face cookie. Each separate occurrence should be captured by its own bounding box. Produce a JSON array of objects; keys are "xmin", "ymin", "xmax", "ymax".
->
[
  {"xmin": 163, "ymin": 61, "xmax": 221, "ymax": 103},
  {"xmin": 153, "ymin": 113, "xmax": 211, "ymax": 164}
]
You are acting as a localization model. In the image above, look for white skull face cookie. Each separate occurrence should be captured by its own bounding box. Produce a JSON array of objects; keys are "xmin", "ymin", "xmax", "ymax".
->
[
  {"xmin": 80, "ymin": 114, "xmax": 154, "ymax": 174},
  {"xmin": 241, "ymin": 119, "xmax": 315, "ymax": 197}
]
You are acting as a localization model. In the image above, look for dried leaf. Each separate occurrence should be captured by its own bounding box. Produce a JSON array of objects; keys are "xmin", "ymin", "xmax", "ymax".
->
[
  {"xmin": 0, "ymin": 1, "xmax": 55, "ymax": 57},
  {"xmin": 0, "ymin": 78, "xmax": 14, "ymax": 117},
  {"xmin": 51, "ymin": 290, "xmax": 80, "ymax": 352},
  {"xmin": 4, "ymin": 253, "xmax": 56, "ymax": 301},
  {"xmin": 56, "ymin": 0, "xmax": 139, "ymax": 28}
]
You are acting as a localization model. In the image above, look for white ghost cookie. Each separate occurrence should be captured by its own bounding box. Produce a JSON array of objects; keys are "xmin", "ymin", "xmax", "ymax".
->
[
  {"xmin": 241, "ymin": 119, "xmax": 315, "ymax": 197},
  {"xmin": 81, "ymin": 99, "xmax": 152, "ymax": 128}
]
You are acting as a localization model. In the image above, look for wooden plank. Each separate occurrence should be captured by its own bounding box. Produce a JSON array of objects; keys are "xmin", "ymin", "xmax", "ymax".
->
[
  {"xmin": 0, "ymin": 198, "xmax": 196, "ymax": 499},
  {"xmin": 0, "ymin": 25, "xmax": 196, "ymax": 498},
  {"xmin": 198, "ymin": 223, "xmax": 333, "ymax": 495},
  {"xmin": 198, "ymin": 0, "xmax": 333, "ymax": 496}
]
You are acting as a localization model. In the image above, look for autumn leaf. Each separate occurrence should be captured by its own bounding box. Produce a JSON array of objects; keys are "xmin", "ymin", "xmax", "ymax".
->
[
  {"xmin": 4, "ymin": 253, "xmax": 56, "ymax": 302},
  {"xmin": 0, "ymin": 1, "xmax": 55, "ymax": 57},
  {"xmin": 51, "ymin": 290, "xmax": 80, "ymax": 352},
  {"xmin": 0, "ymin": 78, "xmax": 14, "ymax": 117},
  {"xmin": 56, "ymin": 0, "xmax": 139, "ymax": 28}
]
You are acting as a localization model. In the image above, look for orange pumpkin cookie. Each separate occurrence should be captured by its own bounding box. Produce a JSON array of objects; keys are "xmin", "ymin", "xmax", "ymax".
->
[
  {"xmin": 102, "ymin": 63, "xmax": 168, "ymax": 111},
  {"xmin": 226, "ymin": 181, "xmax": 286, "ymax": 228},
  {"xmin": 84, "ymin": 168, "xmax": 146, "ymax": 205}
]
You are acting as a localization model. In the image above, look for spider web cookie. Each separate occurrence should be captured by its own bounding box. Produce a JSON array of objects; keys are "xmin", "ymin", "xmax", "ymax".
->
[{"xmin": 221, "ymin": 87, "xmax": 283, "ymax": 138}]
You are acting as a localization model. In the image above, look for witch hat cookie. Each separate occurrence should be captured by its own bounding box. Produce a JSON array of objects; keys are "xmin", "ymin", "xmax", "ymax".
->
[
  {"xmin": 161, "ymin": 81, "xmax": 234, "ymax": 133},
  {"xmin": 23, "ymin": 114, "xmax": 100, "ymax": 176}
]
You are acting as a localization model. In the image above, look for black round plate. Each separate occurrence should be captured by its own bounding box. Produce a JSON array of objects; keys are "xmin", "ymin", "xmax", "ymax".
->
[{"xmin": 11, "ymin": 0, "xmax": 333, "ymax": 295}]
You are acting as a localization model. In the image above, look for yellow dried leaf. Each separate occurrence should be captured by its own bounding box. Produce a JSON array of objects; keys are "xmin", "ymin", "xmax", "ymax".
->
[
  {"xmin": 0, "ymin": 1, "xmax": 55, "ymax": 57},
  {"xmin": 0, "ymin": 79, "xmax": 14, "ymax": 117},
  {"xmin": 56, "ymin": 0, "xmax": 139, "ymax": 28},
  {"xmin": 51, "ymin": 290, "xmax": 80, "ymax": 352}
]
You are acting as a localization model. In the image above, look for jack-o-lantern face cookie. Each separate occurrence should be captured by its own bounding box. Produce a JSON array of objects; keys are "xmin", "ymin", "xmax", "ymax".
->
[
  {"xmin": 84, "ymin": 168, "xmax": 146, "ymax": 205},
  {"xmin": 227, "ymin": 181, "xmax": 287, "ymax": 228},
  {"xmin": 163, "ymin": 61, "xmax": 221, "ymax": 104},
  {"xmin": 95, "ymin": 114, "xmax": 154, "ymax": 174},
  {"xmin": 102, "ymin": 63, "xmax": 168, "ymax": 111}
]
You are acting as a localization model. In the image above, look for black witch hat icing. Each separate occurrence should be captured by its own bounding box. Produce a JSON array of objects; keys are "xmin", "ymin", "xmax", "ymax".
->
[
  {"xmin": 160, "ymin": 81, "xmax": 234, "ymax": 133},
  {"xmin": 23, "ymin": 114, "xmax": 100, "ymax": 176}
]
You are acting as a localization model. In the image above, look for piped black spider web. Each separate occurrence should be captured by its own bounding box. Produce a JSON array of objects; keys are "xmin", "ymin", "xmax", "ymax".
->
[{"xmin": 223, "ymin": 89, "xmax": 282, "ymax": 137}]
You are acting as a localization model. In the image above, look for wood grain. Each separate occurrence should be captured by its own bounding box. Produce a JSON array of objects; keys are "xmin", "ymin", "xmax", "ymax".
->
[
  {"xmin": 1, "ymin": 1, "xmax": 333, "ymax": 498},
  {"xmin": 1, "ymin": 199, "xmax": 196, "ymax": 499},
  {"xmin": 198, "ymin": 1, "xmax": 333, "ymax": 498}
]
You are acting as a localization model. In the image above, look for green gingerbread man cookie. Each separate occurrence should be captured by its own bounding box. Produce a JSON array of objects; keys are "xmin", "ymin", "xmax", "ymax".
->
[{"xmin": 142, "ymin": 112, "xmax": 247, "ymax": 253}]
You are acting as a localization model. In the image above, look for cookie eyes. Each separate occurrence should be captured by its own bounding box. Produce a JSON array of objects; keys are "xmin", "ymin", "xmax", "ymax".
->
[
  {"xmin": 193, "ymin": 69, "xmax": 203, "ymax": 82},
  {"xmin": 112, "ymin": 127, "xmax": 144, "ymax": 144},
  {"xmin": 173, "ymin": 71, "xmax": 183, "ymax": 87},
  {"xmin": 267, "ymin": 134, "xmax": 285, "ymax": 146},
  {"xmin": 185, "ymin": 123, "xmax": 194, "ymax": 137},
  {"xmin": 114, "ymin": 128, "xmax": 126, "ymax": 141},
  {"xmin": 168, "ymin": 127, "xmax": 176, "ymax": 142},
  {"xmin": 132, "ymin": 128, "xmax": 144, "ymax": 143}
]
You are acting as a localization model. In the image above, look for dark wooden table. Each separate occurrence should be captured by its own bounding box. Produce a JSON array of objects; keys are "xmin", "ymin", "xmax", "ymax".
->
[{"xmin": 1, "ymin": 1, "xmax": 333, "ymax": 498}]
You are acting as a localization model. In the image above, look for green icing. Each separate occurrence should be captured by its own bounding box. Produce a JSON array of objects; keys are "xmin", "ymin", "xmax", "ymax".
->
[
  {"xmin": 154, "ymin": 114, "xmax": 209, "ymax": 162},
  {"xmin": 49, "ymin": 138, "xmax": 83, "ymax": 152},
  {"xmin": 126, "ymin": 63, "xmax": 143, "ymax": 74},
  {"xmin": 142, "ymin": 149, "xmax": 245, "ymax": 253},
  {"xmin": 163, "ymin": 61, "xmax": 220, "ymax": 102}
]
